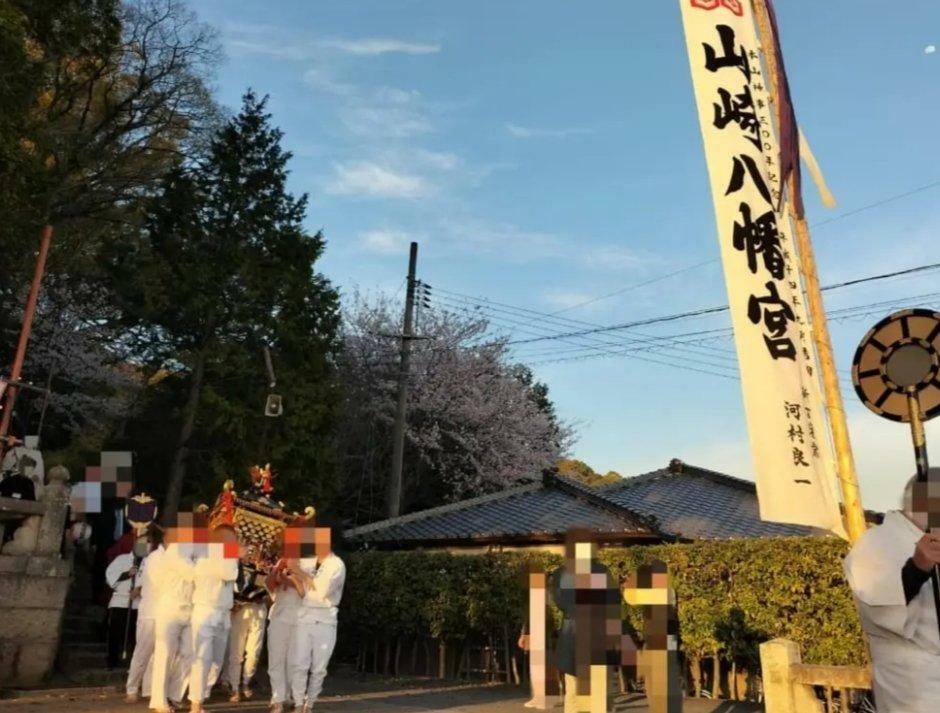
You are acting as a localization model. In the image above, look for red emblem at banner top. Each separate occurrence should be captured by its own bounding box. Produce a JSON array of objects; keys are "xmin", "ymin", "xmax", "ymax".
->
[{"xmin": 690, "ymin": 0, "xmax": 744, "ymax": 16}]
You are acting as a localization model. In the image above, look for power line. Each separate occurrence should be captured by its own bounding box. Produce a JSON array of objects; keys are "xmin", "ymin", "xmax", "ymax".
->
[
  {"xmin": 511, "ymin": 291, "xmax": 940, "ymax": 360},
  {"xmin": 501, "ymin": 262, "xmax": 940, "ymax": 347},
  {"xmin": 551, "ymin": 178, "xmax": 940, "ymax": 316},
  {"xmin": 549, "ymin": 259, "xmax": 718, "ymax": 316},
  {"xmin": 522, "ymin": 293, "xmax": 940, "ymax": 366},
  {"xmin": 433, "ymin": 292, "xmax": 738, "ymax": 363}
]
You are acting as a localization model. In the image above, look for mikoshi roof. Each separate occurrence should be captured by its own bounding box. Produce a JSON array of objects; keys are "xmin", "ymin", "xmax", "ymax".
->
[{"xmin": 344, "ymin": 459, "xmax": 880, "ymax": 548}]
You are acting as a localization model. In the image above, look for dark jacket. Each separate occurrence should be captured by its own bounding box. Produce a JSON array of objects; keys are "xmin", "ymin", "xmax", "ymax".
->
[{"xmin": 548, "ymin": 559, "xmax": 622, "ymax": 676}]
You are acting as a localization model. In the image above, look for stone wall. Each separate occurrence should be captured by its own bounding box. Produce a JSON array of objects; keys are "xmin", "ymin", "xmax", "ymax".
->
[{"xmin": 0, "ymin": 466, "xmax": 71, "ymax": 687}]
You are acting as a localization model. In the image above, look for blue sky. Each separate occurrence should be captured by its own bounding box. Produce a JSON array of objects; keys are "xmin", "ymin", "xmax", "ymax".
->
[{"xmin": 192, "ymin": 0, "xmax": 939, "ymax": 513}]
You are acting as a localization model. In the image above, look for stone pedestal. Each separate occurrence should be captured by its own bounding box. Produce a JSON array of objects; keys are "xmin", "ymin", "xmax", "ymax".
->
[{"xmin": 0, "ymin": 466, "xmax": 72, "ymax": 687}]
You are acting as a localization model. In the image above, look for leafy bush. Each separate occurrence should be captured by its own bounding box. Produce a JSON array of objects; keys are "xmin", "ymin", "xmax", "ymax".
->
[{"xmin": 341, "ymin": 536, "xmax": 866, "ymax": 671}]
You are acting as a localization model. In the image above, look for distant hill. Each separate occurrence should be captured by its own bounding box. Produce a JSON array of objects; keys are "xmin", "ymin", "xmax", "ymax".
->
[{"xmin": 556, "ymin": 458, "xmax": 622, "ymax": 488}]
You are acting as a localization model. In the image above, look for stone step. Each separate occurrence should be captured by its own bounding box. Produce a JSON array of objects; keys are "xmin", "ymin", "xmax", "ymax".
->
[
  {"xmin": 61, "ymin": 667, "xmax": 127, "ymax": 687},
  {"xmin": 62, "ymin": 640, "xmax": 107, "ymax": 652},
  {"xmin": 60, "ymin": 650, "xmax": 109, "ymax": 669},
  {"xmin": 2, "ymin": 683, "xmax": 119, "ymax": 700}
]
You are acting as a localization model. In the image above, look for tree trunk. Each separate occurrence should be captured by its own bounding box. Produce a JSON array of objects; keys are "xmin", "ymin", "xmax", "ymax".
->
[
  {"xmin": 384, "ymin": 638, "xmax": 392, "ymax": 674},
  {"xmin": 163, "ymin": 348, "xmax": 207, "ymax": 524},
  {"xmin": 437, "ymin": 639, "xmax": 447, "ymax": 679},
  {"xmin": 689, "ymin": 655, "xmax": 701, "ymax": 698},
  {"xmin": 373, "ymin": 638, "xmax": 380, "ymax": 674},
  {"xmin": 503, "ymin": 626, "xmax": 512, "ymax": 684},
  {"xmin": 456, "ymin": 642, "xmax": 468, "ymax": 680},
  {"xmin": 729, "ymin": 660, "xmax": 737, "ymax": 700},
  {"xmin": 736, "ymin": 669, "xmax": 748, "ymax": 702},
  {"xmin": 711, "ymin": 653, "xmax": 720, "ymax": 699},
  {"xmin": 410, "ymin": 638, "xmax": 419, "ymax": 676},
  {"xmin": 394, "ymin": 638, "xmax": 402, "ymax": 676},
  {"xmin": 424, "ymin": 639, "xmax": 432, "ymax": 676}
]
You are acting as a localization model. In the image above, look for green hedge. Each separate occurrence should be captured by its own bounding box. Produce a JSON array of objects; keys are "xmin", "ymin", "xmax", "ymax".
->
[{"xmin": 341, "ymin": 537, "xmax": 866, "ymax": 670}]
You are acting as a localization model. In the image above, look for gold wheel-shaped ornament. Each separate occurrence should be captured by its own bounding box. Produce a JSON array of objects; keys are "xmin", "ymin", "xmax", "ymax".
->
[{"xmin": 852, "ymin": 308, "xmax": 940, "ymax": 423}]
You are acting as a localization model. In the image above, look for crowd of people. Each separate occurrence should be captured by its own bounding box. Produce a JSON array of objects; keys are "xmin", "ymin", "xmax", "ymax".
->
[{"xmin": 106, "ymin": 518, "xmax": 346, "ymax": 713}]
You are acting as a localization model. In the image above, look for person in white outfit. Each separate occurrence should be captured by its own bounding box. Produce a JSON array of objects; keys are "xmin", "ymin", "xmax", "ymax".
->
[
  {"xmin": 844, "ymin": 469, "xmax": 940, "ymax": 713},
  {"xmin": 224, "ymin": 547, "xmax": 268, "ymax": 702},
  {"xmin": 290, "ymin": 527, "xmax": 346, "ymax": 713},
  {"xmin": 148, "ymin": 527, "xmax": 196, "ymax": 713},
  {"xmin": 266, "ymin": 558, "xmax": 307, "ymax": 713},
  {"xmin": 188, "ymin": 523, "xmax": 240, "ymax": 713},
  {"xmin": 126, "ymin": 529, "xmax": 164, "ymax": 702}
]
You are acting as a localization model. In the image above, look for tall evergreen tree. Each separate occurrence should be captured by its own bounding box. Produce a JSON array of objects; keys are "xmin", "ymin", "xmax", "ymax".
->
[{"xmin": 107, "ymin": 91, "xmax": 341, "ymax": 521}]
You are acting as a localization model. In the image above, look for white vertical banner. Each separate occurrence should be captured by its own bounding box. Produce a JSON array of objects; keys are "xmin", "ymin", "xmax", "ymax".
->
[{"xmin": 678, "ymin": 0, "xmax": 846, "ymax": 537}]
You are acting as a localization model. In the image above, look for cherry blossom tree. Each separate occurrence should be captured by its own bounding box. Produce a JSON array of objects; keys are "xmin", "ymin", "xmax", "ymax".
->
[{"xmin": 338, "ymin": 293, "xmax": 573, "ymax": 523}]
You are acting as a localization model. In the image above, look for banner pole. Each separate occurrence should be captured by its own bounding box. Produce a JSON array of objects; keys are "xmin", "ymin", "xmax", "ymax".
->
[
  {"xmin": 791, "ymin": 213, "xmax": 867, "ymax": 543},
  {"xmin": 750, "ymin": 1, "xmax": 867, "ymax": 543}
]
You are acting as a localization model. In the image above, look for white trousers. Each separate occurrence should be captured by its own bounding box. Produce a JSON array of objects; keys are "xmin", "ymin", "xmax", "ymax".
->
[
  {"xmin": 290, "ymin": 621, "xmax": 337, "ymax": 707},
  {"xmin": 149, "ymin": 610, "xmax": 192, "ymax": 710},
  {"xmin": 225, "ymin": 602, "xmax": 267, "ymax": 690},
  {"xmin": 267, "ymin": 617, "xmax": 297, "ymax": 704},
  {"xmin": 127, "ymin": 617, "xmax": 155, "ymax": 696},
  {"xmin": 189, "ymin": 605, "xmax": 230, "ymax": 703}
]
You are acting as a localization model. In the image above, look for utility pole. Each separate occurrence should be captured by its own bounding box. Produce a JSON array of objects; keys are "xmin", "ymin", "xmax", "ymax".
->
[{"xmin": 387, "ymin": 242, "xmax": 418, "ymax": 518}]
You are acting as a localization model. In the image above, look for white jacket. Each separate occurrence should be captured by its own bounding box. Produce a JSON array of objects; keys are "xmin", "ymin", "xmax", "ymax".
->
[
  {"xmin": 844, "ymin": 510, "xmax": 940, "ymax": 712},
  {"xmin": 135, "ymin": 545, "xmax": 164, "ymax": 620},
  {"xmin": 106, "ymin": 553, "xmax": 140, "ymax": 610},
  {"xmin": 297, "ymin": 554, "xmax": 346, "ymax": 626},
  {"xmin": 192, "ymin": 545, "xmax": 238, "ymax": 611},
  {"xmin": 149, "ymin": 543, "xmax": 196, "ymax": 616}
]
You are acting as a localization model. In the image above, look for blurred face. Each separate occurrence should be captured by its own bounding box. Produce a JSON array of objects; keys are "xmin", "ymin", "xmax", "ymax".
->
[
  {"xmin": 283, "ymin": 526, "xmax": 317, "ymax": 559},
  {"xmin": 314, "ymin": 527, "xmax": 332, "ymax": 559},
  {"xmin": 906, "ymin": 480, "xmax": 940, "ymax": 530},
  {"xmin": 210, "ymin": 525, "xmax": 240, "ymax": 559},
  {"xmin": 568, "ymin": 540, "xmax": 595, "ymax": 574}
]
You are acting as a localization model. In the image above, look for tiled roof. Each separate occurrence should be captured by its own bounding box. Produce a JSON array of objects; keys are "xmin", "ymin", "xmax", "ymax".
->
[
  {"xmin": 344, "ymin": 459, "xmax": 865, "ymax": 546},
  {"xmin": 344, "ymin": 476, "xmax": 659, "ymax": 546},
  {"xmin": 597, "ymin": 462, "xmax": 822, "ymax": 539}
]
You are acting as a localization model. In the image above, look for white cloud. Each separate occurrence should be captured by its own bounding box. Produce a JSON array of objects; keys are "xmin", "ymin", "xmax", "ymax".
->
[
  {"xmin": 223, "ymin": 27, "xmax": 440, "ymax": 61},
  {"xmin": 318, "ymin": 38, "xmax": 441, "ymax": 56},
  {"xmin": 225, "ymin": 38, "xmax": 313, "ymax": 61},
  {"xmin": 541, "ymin": 291, "xmax": 599, "ymax": 310},
  {"xmin": 326, "ymin": 162, "xmax": 428, "ymax": 199},
  {"xmin": 414, "ymin": 149, "xmax": 459, "ymax": 171},
  {"xmin": 374, "ymin": 86, "xmax": 422, "ymax": 104},
  {"xmin": 302, "ymin": 68, "xmax": 356, "ymax": 96},
  {"xmin": 304, "ymin": 76, "xmax": 432, "ymax": 139},
  {"xmin": 441, "ymin": 217, "xmax": 565, "ymax": 261},
  {"xmin": 926, "ymin": 45, "xmax": 937, "ymax": 55},
  {"xmin": 506, "ymin": 123, "xmax": 593, "ymax": 139},
  {"xmin": 578, "ymin": 246, "xmax": 644, "ymax": 271},
  {"xmin": 341, "ymin": 104, "xmax": 432, "ymax": 139},
  {"xmin": 360, "ymin": 230, "xmax": 421, "ymax": 255}
]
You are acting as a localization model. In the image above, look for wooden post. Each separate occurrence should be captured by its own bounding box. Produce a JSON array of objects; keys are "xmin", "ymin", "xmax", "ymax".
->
[
  {"xmin": 749, "ymin": 0, "xmax": 867, "ymax": 543},
  {"xmin": 759, "ymin": 639, "xmax": 825, "ymax": 713}
]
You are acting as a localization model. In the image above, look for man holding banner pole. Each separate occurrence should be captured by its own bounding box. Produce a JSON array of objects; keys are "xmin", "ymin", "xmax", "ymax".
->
[{"xmin": 844, "ymin": 472, "xmax": 940, "ymax": 712}]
